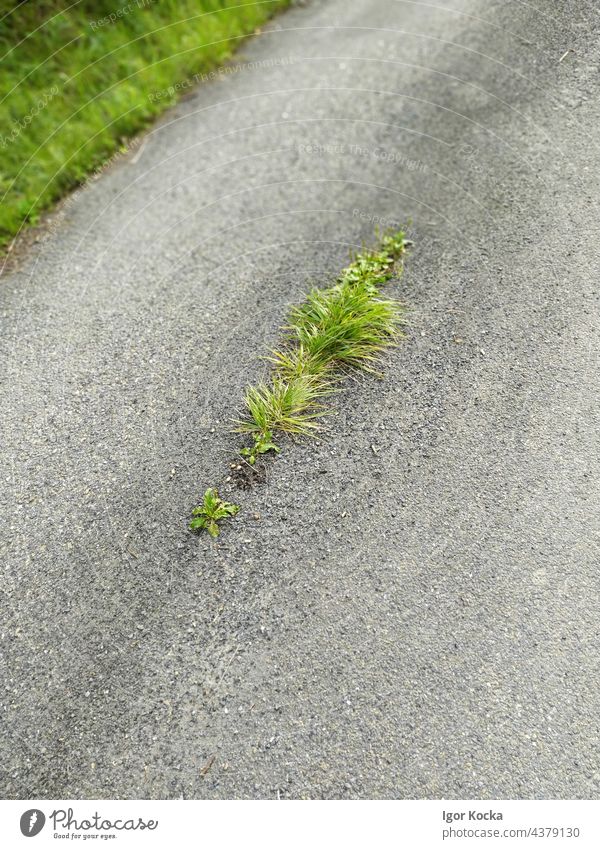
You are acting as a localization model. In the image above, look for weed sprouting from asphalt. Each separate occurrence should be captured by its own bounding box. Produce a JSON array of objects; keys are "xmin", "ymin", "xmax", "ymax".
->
[
  {"xmin": 189, "ymin": 488, "xmax": 239, "ymax": 538},
  {"xmin": 288, "ymin": 280, "xmax": 403, "ymax": 373},
  {"xmin": 236, "ymin": 229, "xmax": 409, "ymax": 447},
  {"xmin": 240, "ymin": 430, "xmax": 281, "ymax": 465},
  {"xmin": 236, "ymin": 373, "xmax": 333, "ymax": 437},
  {"xmin": 190, "ymin": 229, "xmax": 409, "ymax": 536}
]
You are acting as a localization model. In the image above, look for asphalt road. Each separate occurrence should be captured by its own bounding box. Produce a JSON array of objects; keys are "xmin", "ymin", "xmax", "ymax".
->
[{"xmin": 1, "ymin": 0, "xmax": 599, "ymax": 799}]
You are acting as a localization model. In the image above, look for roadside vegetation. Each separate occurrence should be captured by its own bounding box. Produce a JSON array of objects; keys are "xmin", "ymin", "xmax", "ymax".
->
[
  {"xmin": 0, "ymin": 0, "xmax": 289, "ymax": 251},
  {"xmin": 190, "ymin": 230, "xmax": 409, "ymax": 537}
]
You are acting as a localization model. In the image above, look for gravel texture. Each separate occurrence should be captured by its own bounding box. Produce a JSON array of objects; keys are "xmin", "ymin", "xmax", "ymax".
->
[{"xmin": 1, "ymin": 0, "xmax": 599, "ymax": 799}]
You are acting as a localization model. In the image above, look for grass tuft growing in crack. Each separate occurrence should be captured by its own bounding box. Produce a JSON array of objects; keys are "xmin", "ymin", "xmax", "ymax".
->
[
  {"xmin": 288, "ymin": 279, "xmax": 402, "ymax": 374},
  {"xmin": 190, "ymin": 228, "xmax": 409, "ymax": 536},
  {"xmin": 236, "ymin": 229, "xmax": 409, "ymax": 449},
  {"xmin": 237, "ymin": 373, "xmax": 333, "ymax": 438}
]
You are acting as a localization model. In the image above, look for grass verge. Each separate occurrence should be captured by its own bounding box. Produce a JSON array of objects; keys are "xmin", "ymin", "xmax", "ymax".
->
[
  {"xmin": 0, "ymin": 0, "xmax": 289, "ymax": 251},
  {"xmin": 190, "ymin": 229, "xmax": 409, "ymax": 536}
]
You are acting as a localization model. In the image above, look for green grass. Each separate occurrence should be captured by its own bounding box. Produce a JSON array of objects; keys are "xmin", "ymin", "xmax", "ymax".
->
[
  {"xmin": 236, "ymin": 230, "xmax": 408, "ymax": 444},
  {"xmin": 191, "ymin": 230, "xmax": 409, "ymax": 535},
  {"xmin": 287, "ymin": 280, "xmax": 402, "ymax": 373},
  {"xmin": 238, "ymin": 371, "xmax": 333, "ymax": 439},
  {"xmin": 0, "ymin": 0, "xmax": 289, "ymax": 250}
]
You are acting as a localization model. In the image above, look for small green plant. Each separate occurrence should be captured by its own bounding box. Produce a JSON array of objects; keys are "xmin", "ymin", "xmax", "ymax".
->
[
  {"xmin": 240, "ymin": 430, "xmax": 281, "ymax": 465},
  {"xmin": 189, "ymin": 488, "xmax": 239, "ymax": 538}
]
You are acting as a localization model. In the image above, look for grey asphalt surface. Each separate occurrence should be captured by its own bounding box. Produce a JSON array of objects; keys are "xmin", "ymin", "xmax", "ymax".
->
[{"xmin": 1, "ymin": 0, "xmax": 600, "ymax": 800}]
